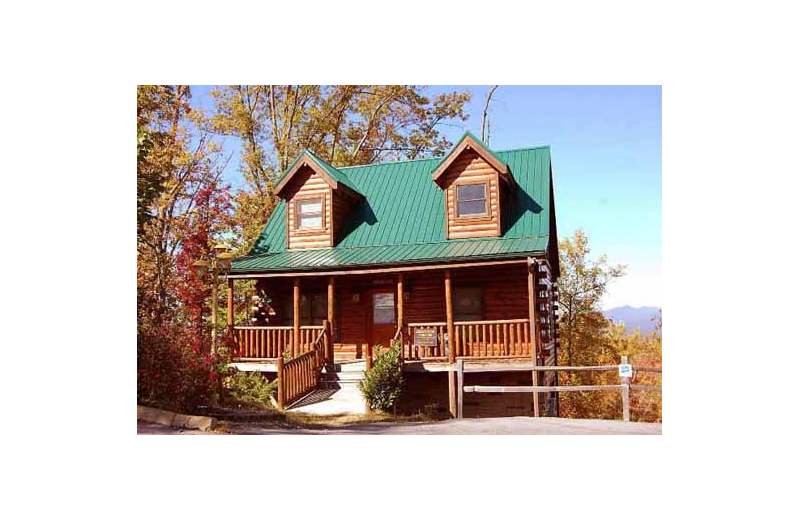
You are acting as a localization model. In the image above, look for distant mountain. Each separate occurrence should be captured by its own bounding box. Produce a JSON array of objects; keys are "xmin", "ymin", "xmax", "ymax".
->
[{"xmin": 603, "ymin": 306, "xmax": 661, "ymax": 335}]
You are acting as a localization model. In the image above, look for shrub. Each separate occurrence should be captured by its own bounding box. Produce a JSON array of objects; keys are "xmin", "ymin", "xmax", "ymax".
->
[
  {"xmin": 227, "ymin": 371, "xmax": 278, "ymax": 408},
  {"xmin": 359, "ymin": 342, "xmax": 404, "ymax": 412},
  {"xmin": 137, "ymin": 323, "xmax": 232, "ymax": 413}
]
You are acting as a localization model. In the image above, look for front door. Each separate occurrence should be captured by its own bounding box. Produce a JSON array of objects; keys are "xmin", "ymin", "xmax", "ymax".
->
[{"xmin": 368, "ymin": 290, "xmax": 396, "ymax": 350}]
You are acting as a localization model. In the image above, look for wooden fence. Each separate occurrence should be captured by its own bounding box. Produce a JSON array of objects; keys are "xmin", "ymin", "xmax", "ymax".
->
[
  {"xmin": 456, "ymin": 356, "xmax": 662, "ymax": 420},
  {"xmin": 276, "ymin": 320, "xmax": 329, "ymax": 409}
]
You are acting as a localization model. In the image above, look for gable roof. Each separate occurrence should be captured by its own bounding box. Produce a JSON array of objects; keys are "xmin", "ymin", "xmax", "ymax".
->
[
  {"xmin": 431, "ymin": 131, "xmax": 511, "ymax": 185},
  {"xmin": 233, "ymin": 138, "xmax": 556, "ymax": 274},
  {"xmin": 274, "ymin": 149, "xmax": 363, "ymax": 198}
]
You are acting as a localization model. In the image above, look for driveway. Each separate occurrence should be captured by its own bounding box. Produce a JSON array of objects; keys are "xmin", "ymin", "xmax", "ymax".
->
[{"xmin": 138, "ymin": 417, "xmax": 661, "ymax": 435}]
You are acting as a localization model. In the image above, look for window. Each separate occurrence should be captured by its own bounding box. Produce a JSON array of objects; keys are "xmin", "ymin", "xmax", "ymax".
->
[
  {"xmin": 283, "ymin": 293, "xmax": 327, "ymax": 325},
  {"xmin": 373, "ymin": 293, "xmax": 395, "ymax": 324},
  {"xmin": 454, "ymin": 287, "xmax": 482, "ymax": 321},
  {"xmin": 296, "ymin": 197, "xmax": 323, "ymax": 229},
  {"xmin": 455, "ymin": 183, "xmax": 487, "ymax": 217}
]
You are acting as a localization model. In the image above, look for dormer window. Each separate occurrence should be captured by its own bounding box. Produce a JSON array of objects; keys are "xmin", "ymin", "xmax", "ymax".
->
[
  {"xmin": 456, "ymin": 182, "xmax": 488, "ymax": 217},
  {"xmin": 296, "ymin": 197, "xmax": 323, "ymax": 230}
]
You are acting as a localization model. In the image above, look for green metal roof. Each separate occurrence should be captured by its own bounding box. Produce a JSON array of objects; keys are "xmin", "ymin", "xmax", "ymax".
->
[{"xmin": 233, "ymin": 139, "xmax": 555, "ymax": 274}]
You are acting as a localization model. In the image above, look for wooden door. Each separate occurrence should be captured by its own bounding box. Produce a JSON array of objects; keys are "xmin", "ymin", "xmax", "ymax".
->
[{"xmin": 368, "ymin": 289, "xmax": 396, "ymax": 350}]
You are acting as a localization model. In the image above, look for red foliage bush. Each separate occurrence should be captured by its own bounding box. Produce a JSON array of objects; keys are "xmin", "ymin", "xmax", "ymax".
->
[{"xmin": 137, "ymin": 322, "xmax": 232, "ymax": 413}]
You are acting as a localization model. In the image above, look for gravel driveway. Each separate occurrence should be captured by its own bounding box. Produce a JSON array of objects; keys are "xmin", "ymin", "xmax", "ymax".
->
[{"xmin": 139, "ymin": 417, "xmax": 661, "ymax": 435}]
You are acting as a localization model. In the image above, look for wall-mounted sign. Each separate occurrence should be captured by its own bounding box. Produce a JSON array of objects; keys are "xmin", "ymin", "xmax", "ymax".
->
[{"xmin": 415, "ymin": 327, "xmax": 438, "ymax": 347}]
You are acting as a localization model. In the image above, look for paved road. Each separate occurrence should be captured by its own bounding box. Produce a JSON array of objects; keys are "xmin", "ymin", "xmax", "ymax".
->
[{"xmin": 138, "ymin": 417, "xmax": 661, "ymax": 435}]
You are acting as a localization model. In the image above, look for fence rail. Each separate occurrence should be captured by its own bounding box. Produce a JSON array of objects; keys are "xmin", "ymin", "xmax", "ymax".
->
[
  {"xmin": 233, "ymin": 324, "xmax": 324, "ymax": 359},
  {"xmin": 456, "ymin": 355, "xmax": 661, "ymax": 420},
  {"xmin": 404, "ymin": 319, "xmax": 534, "ymax": 360}
]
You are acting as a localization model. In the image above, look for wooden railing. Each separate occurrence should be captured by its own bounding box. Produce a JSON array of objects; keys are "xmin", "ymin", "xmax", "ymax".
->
[
  {"xmin": 404, "ymin": 319, "xmax": 533, "ymax": 360},
  {"xmin": 233, "ymin": 324, "xmax": 324, "ymax": 359},
  {"xmin": 234, "ymin": 326, "xmax": 292, "ymax": 358},
  {"xmin": 277, "ymin": 320, "xmax": 329, "ymax": 409}
]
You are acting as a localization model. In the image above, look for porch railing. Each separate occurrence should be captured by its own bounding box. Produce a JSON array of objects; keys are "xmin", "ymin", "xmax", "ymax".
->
[
  {"xmin": 233, "ymin": 324, "xmax": 324, "ymax": 359},
  {"xmin": 277, "ymin": 320, "xmax": 329, "ymax": 409},
  {"xmin": 405, "ymin": 318, "xmax": 534, "ymax": 360}
]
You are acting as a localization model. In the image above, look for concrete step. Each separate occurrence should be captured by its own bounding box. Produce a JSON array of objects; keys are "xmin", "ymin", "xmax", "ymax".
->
[
  {"xmin": 324, "ymin": 361, "xmax": 367, "ymax": 373},
  {"xmin": 321, "ymin": 372, "xmax": 364, "ymax": 382}
]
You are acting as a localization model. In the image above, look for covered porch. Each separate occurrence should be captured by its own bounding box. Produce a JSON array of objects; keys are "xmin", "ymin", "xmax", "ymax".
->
[{"xmin": 225, "ymin": 257, "xmax": 557, "ymax": 367}]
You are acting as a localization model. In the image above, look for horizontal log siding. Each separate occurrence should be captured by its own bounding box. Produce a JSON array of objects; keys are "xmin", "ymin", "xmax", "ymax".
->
[
  {"xmin": 443, "ymin": 149, "xmax": 502, "ymax": 239},
  {"xmin": 286, "ymin": 166, "xmax": 333, "ymax": 249}
]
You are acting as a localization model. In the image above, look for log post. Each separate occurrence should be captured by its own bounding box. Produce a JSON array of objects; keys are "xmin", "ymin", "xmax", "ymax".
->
[
  {"xmin": 456, "ymin": 358, "xmax": 465, "ymax": 419},
  {"xmin": 445, "ymin": 270, "xmax": 456, "ymax": 417},
  {"xmin": 292, "ymin": 277, "xmax": 300, "ymax": 359},
  {"xmin": 621, "ymin": 355, "xmax": 631, "ymax": 421},
  {"xmin": 397, "ymin": 273, "xmax": 404, "ymax": 361},
  {"xmin": 277, "ymin": 356, "xmax": 285, "ymax": 410},
  {"xmin": 528, "ymin": 258, "xmax": 540, "ymax": 417},
  {"xmin": 327, "ymin": 276, "xmax": 335, "ymax": 365},
  {"xmin": 366, "ymin": 343, "xmax": 373, "ymax": 372},
  {"xmin": 226, "ymin": 278, "xmax": 234, "ymax": 335},
  {"xmin": 322, "ymin": 319, "xmax": 331, "ymax": 371}
]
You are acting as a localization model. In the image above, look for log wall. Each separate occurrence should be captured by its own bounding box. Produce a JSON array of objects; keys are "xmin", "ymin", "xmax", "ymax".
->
[
  {"xmin": 442, "ymin": 149, "xmax": 502, "ymax": 239},
  {"xmin": 285, "ymin": 165, "xmax": 333, "ymax": 249}
]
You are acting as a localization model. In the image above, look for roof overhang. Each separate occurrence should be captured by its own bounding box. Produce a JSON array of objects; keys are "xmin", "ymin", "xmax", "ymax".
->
[{"xmin": 431, "ymin": 132, "xmax": 512, "ymax": 186}]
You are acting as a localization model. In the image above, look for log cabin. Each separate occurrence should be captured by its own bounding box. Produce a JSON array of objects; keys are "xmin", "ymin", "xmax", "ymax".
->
[{"xmin": 226, "ymin": 131, "xmax": 560, "ymax": 417}]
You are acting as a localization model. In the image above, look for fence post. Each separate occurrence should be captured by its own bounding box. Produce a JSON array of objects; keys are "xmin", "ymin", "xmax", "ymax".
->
[
  {"xmin": 365, "ymin": 343, "xmax": 373, "ymax": 372},
  {"xmin": 620, "ymin": 355, "xmax": 630, "ymax": 421},
  {"xmin": 456, "ymin": 358, "xmax": 464, "ymax": 419},
  {"xmin": 277, "ymin": 356, "xmax": 285, "ymax": 410}
]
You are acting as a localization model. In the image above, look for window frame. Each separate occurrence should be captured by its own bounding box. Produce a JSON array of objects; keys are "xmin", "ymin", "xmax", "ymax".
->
[
  {"xmin": 294, "ymin": 195, "xmax": 325, "ymax": 231},
  {"xmin": 453, "ymin": 181, "xmax": 490, "ymax": 220}
]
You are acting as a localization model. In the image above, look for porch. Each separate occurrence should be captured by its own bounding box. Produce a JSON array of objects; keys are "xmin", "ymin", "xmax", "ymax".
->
[{"xmin": 224, "ymin": 258, "xmax": 557, "ymax": 411}]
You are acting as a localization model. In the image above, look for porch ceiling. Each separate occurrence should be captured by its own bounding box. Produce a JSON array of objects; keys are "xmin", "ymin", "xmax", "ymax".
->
[{"xmin": 230, "ymin": 236, "xmax": 548, "ymax": 274}]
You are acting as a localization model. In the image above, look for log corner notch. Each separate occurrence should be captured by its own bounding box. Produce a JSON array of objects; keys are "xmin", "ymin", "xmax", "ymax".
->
[{"xmin": 527, "ymin": 257, "xmax": 541, "ymax": 417}]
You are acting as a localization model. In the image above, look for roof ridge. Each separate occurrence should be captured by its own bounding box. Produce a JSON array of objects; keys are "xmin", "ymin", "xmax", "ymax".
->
[{"xmin": 337, "ymin": 145, "xmax": 551, "ymax": 171}]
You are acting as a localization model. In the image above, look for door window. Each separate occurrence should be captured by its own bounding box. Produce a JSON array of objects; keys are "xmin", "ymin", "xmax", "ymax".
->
[{"xmin": 373, "ymin": 293, "xmax": 395, "ymax": 324}]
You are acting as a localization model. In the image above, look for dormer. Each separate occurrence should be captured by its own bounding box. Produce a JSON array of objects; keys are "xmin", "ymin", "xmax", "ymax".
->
[
  {"xmin": 274, "ymin": 150, "xmax": 363, "ymax": 249},
  {"xmin": 432, "ymin": 132, "xmax": 513, "ymax": 239}
]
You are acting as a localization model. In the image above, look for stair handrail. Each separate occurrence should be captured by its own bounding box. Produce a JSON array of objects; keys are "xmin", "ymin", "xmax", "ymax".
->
[{"xmin": 277, "ymin": 320, "xmax": 329, "ymax": 409}]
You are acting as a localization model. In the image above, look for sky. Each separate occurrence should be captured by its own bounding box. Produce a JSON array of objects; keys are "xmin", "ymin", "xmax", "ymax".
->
[{"xmin": 191, "ymin": 85, "xmax": 662, "ymax": 310}]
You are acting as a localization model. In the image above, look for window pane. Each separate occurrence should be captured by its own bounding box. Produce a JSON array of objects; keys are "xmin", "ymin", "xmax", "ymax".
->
[
  {"xmin": 298, "ymin": 199, "xmax": 322, "ymax": 214},
  {"xmin": 373, "ymin": 293, "xmax": 395, "ymax": 324},
  {"xmin": 457, "ymin": 200, "xmax": 486, "ymax": 216},
  {"xmin": 454, "ymin": 287, "xmax": 482, "ymax": 321},
  {"xmin": 311, "ymin": 293, "xmax": 327, "ymax": 320},
  {"xmin": 457, "ymin": 184, "xmax": 485, "ymax": 201},
  {"xmin": 299, "ymin": 215, "xmax": 322, "ymax": 228}
]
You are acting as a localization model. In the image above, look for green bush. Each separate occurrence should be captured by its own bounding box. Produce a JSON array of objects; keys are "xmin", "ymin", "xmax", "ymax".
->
[
  {"xmin": 359, "ymin": 342, "xmax": 404, "ymax": 412},
  {"xmin": 227, "ymin": 370, "xmax": 278, "ymax": 408}
]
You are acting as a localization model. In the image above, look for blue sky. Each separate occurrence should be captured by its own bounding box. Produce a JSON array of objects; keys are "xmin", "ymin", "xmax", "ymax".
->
[{"xmin": 191, "ymin": 85, "xmax": 661, "ymax": 309}]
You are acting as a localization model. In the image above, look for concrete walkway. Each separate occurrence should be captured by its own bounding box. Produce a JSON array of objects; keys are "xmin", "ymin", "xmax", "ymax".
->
[{"xmin": 139, "ymin": 417, "xmax": 661, "ymax": 435}]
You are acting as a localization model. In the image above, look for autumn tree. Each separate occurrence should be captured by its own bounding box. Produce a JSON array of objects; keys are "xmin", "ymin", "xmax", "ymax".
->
[
  {"xmin": 207, "ymin": 85, "xmax": 471, "ymax": 252},
  {"xmin": 554, "ymin": 230, "xmax": 662, "ymax": 421}
]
